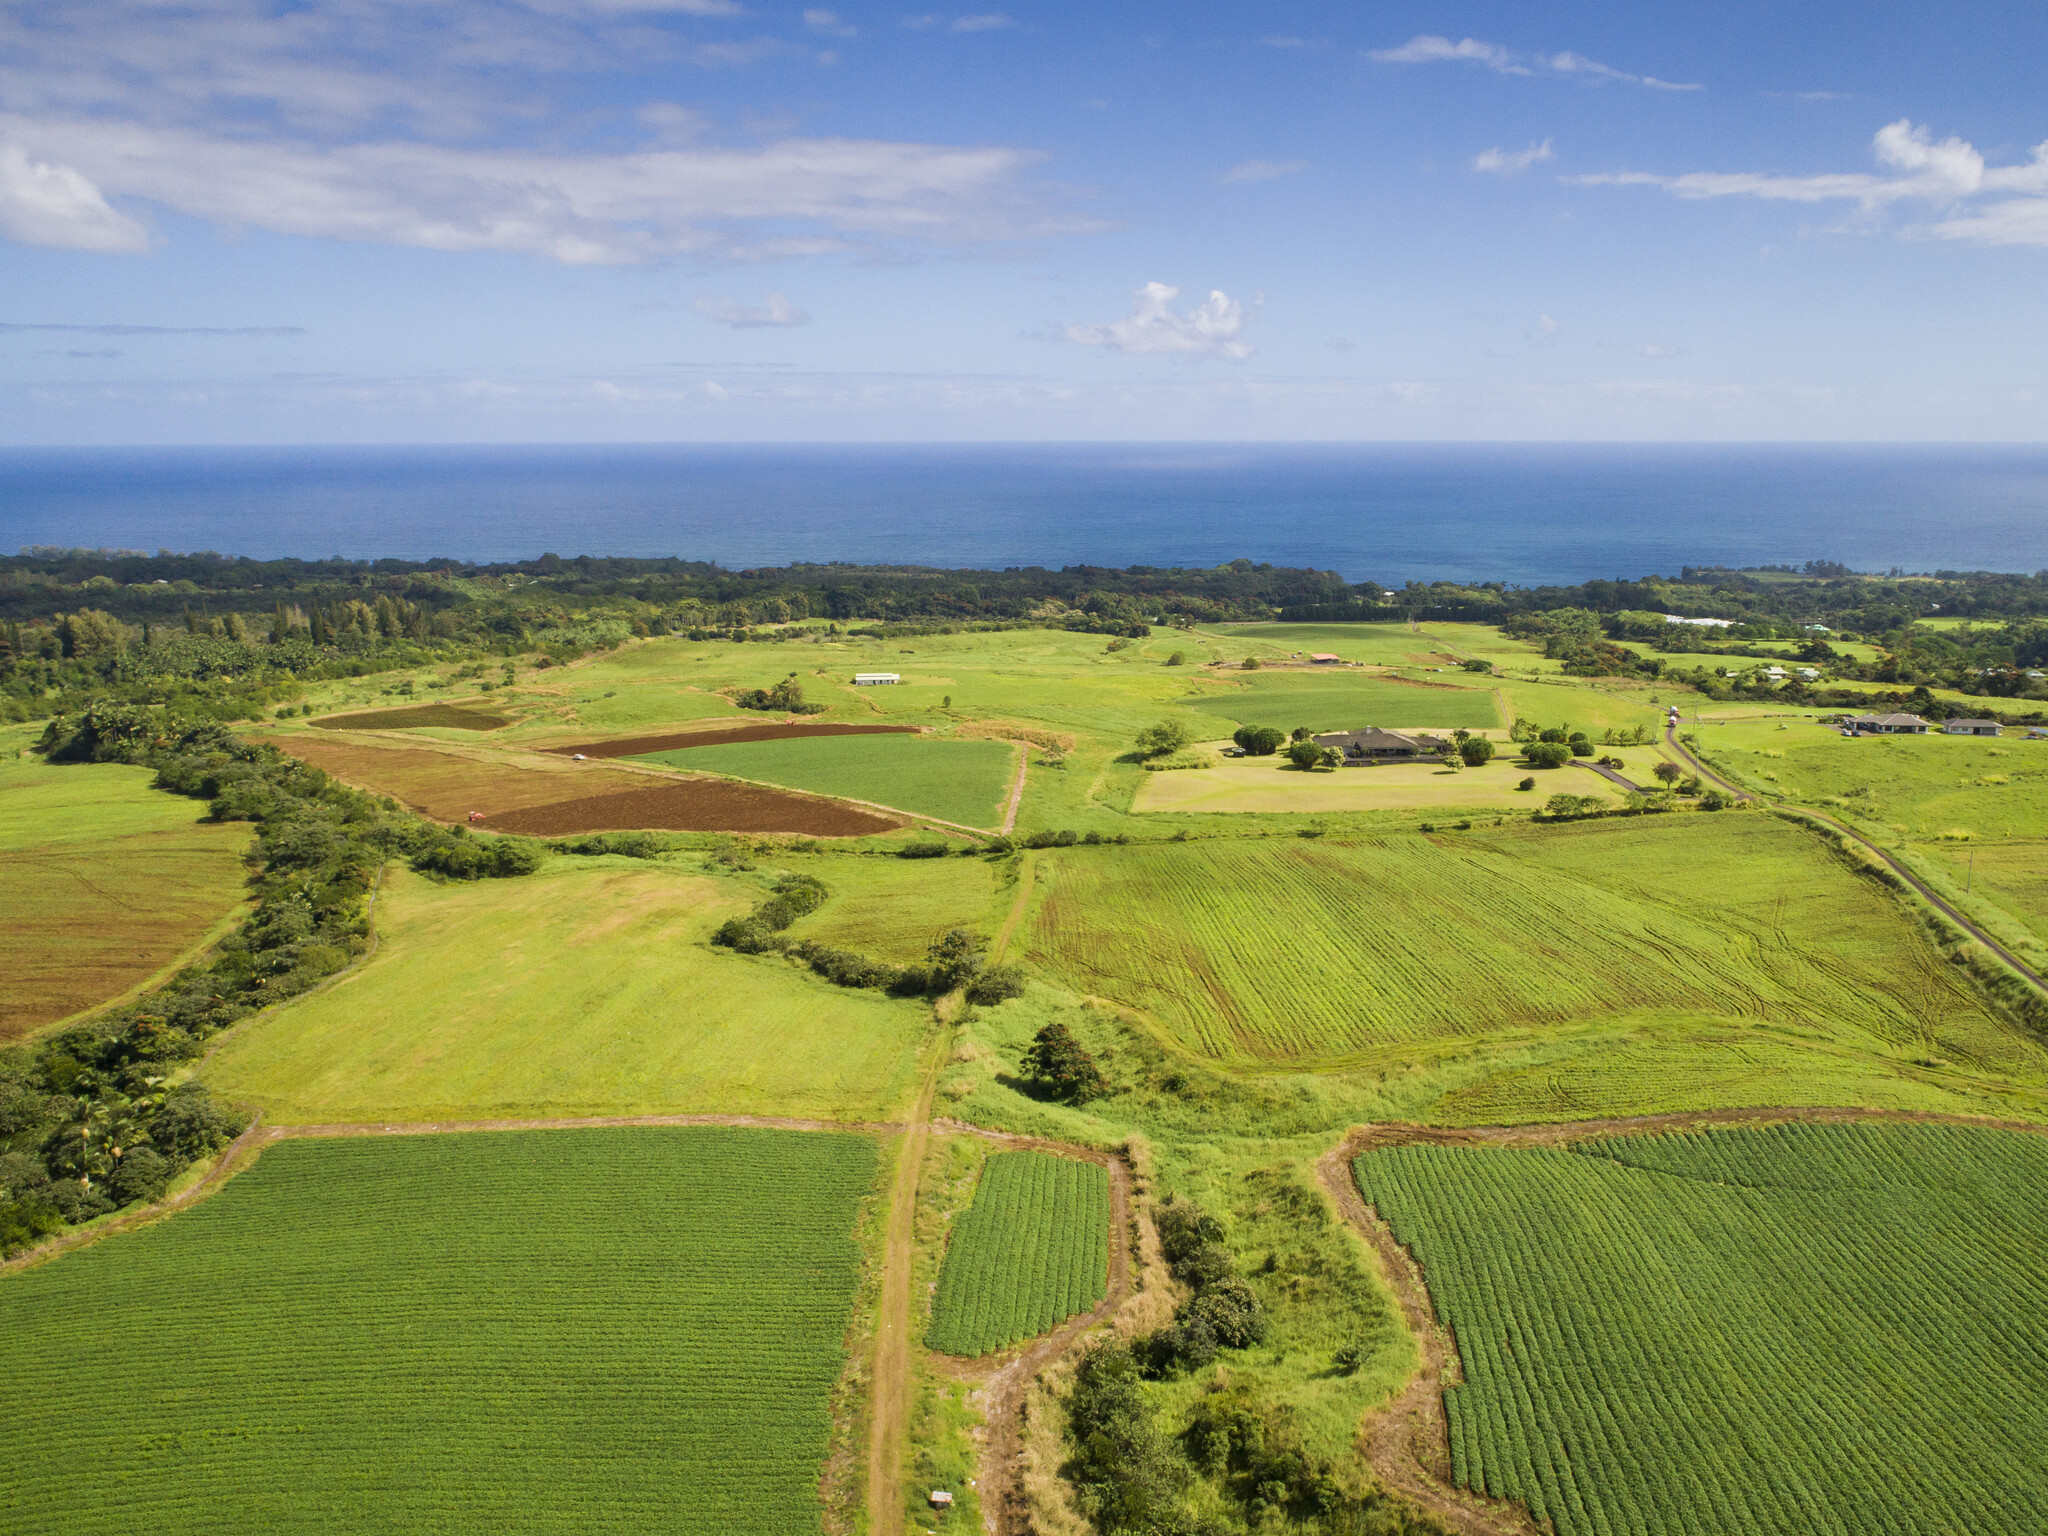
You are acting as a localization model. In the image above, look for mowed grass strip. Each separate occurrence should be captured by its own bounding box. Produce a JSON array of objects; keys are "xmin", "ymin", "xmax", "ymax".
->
[
  {"xmin": 1024, "ymin": 816, "xmax": 2029, "ymax": 1072},
  {"xmin": 1185, "ymin": 673, "xmax": 1501, "ymax": 733},
  {"xmin": 925, "ymin": 1150, "xmax": 1109, "ymax": 1356},
  {"xmin": 0, "ymin": 1127, "xmax": 876, "ymax": 1536},
  {"xmin": 0, "ymin": 756, "xmax": 251, "ymax": 1039},
  {"xmin": 631, "ymin": 732, "xmax": 1015, "ymax": 827},
  {"xmin": 203, "ymin": 862, "xmax": 929, "ymax": 1124},
  {"xmin": 1356, "ymin": 1124, "xmax": 2048, "ymax": 1536}
]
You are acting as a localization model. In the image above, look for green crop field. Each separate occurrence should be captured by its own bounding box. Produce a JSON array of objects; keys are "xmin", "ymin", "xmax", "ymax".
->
[
  {"xmin": 632, "ymin": 732, "xmax": 1015, "ymax": 827},
  {"xmin": 1185, "ymin": 673, "xmax": 1502, "ymax": 733},
  {"xmin": 924, "ymin": 1150, "xmax": 1109, "ymax": 1356},
  {"xmin": 1356, "ymin": 1123, "xmax": 2048, "ymax": 1536},
  {"xmin": 0, "ymin": 1127, "xmax": 874, "ymax": 1536},
  {"xmin": 203, "ymin": 860, "xmax": 930, "ymax": 1124},
  {"xmin": 1024, "ymin": 817, "xmax": 2048, "ymax": 1119},
  {"xmin": 0, "ymin": 754, "xmax": 252, "ymax": 1039}
]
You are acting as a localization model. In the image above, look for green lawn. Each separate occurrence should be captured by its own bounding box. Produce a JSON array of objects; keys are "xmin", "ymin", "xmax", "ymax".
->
[
  {"xmin": 925, "ymin": 1150, "xmax": 1109, "ymax": 1356},
  {"xmin": 783, "ymin": 852, "xmax": 1004, "ymax": 963},
  {"xmin": 1185, "ymin": 673, "xmax": 1502, "ymax": 732},
  {"xmin": 202, "ymin": 860, "xmax": 931, "ymax": 1124},
  {"xmin": 0, "ymin": 753, "xmax": 252, "ymax": 1040},
  {"xmin": 1023, "ymin": 815, "xmax": 2048, "ymax": 1121},
  {"xmin": 1357, "ymin": 1123, "xmax": 2048, "ymax": 1536},
  {"xmin": 632, "ymin": 733, "xmax": 1016, "ymax": 827},
  {"xmin": 0, "ymin": 1128, "xmax": 875, "ymax": 1535}
]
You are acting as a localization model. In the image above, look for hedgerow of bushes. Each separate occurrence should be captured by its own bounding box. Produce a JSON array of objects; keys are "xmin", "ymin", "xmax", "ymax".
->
[{"xmin": 0, "ymin": 703, "xmax": 541, "ymax": 1256}]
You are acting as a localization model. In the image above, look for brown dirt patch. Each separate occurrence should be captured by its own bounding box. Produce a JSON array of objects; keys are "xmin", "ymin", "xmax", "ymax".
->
[
  {"xmin": 311, "ymin": 702, "xmax": 509, "ymax": 731},
  {"xmin": 276, "ymin": 735, "xmax": 902, "ymax": 837},
  {"xmin": 548, "ymin": 722, "xmax": 920, "ymax": 758},
  {"xmin": 491, "ymin": 780, "xmax": 901, "ymax": 837}
]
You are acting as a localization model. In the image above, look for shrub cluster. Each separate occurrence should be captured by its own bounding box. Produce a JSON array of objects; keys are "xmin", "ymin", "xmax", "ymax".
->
[
  {"xmin": 731, "ymin": 674, "xmax": 824, "ymax": 713},
  {"xmin": 1021, "ymin": 1020, "xmax": 1107, "ymax": 1102},
  {"xmin": 1138, "ymin": 1198, "xmax": 1266, "ymax": 1376},
  {"xmin": 712, "ymin": 880, "xmax": 1012, "ymax": 1003},
  {"xmin": 552, "ymin": 830, "xmax": 665, "ymax": 859}
]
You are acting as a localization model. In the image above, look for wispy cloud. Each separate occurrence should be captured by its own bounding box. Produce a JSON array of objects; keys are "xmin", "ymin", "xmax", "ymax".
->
[
  {"xmin": 950, "ymin": 13, "xmax": 1014, "ymax": 32},
  {"xmin": 1221, "ymin": 159, "xmax": 1306, "ymax": 185},
  {"xmin": 0, "ymin": 321, "xmax": 304, "ymax": 336},
  {"xmin": 1473, "ymin": 140, "xmax": 1554, "ymax": 175},
  {"xmin": 1568, "ymin": 119, "xmax": 2048, "ymax": 248},
  {"xmin": 804, "ymin": 8, "xmax": 858, "ymax": 35},
  {"xmin": 1369, "ymin": 35, "xmax": 1698, "ymax": 90},
  {"xmin": 0, "ymin": 115, "xmax": 1083, "ymax": 262},
  {"xmin": 1063, "ymin": 281, "xmax": 1257, "ymax": 360},
  {"xmin": 694, "ymin": 292, "xmax": 811, "ymax": 327}
]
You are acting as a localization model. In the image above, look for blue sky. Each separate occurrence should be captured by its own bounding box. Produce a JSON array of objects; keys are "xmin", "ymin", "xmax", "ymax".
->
[{"xmin": 2, "ymin": 0, "xmax": 2045, "ymax": 442}]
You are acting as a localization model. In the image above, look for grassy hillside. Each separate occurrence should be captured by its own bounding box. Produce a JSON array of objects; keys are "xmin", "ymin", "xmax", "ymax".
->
[
  {"xmin": 1022, "ymin": 816, "xmax": 2046, "ymax": 1119},
  {"xmin": 1357, "ymin": 1123, "xmax": 2048, "ymax": 1536},
  {"xmin": 1185, "ymin": 673, "xmax": 1502, "ymax": 732},
  {"xmin": 782, "ymin": 853, "xmax": 1003, "ymax": 963},
  {"xmin": 0, "ymin": 753, "xmax": 252, "ymax": 1040},
  {"xmin": 632, "ymin": 732, "xmax": 1015, "ymax": 827},
  {"xmin": 0, "ymin": 1127, "xmax": 875, "ymax": 1536},
  {"xmin": 203, "ymin": 860, "xmax": 931, "ymax": 1124}
]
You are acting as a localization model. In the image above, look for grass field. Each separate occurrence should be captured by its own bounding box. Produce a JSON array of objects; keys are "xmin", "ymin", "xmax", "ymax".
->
[
  {"xmin": 0, "ymin": 754, "xmax": 252, "ymax": 1039},
  {"xmin": 203, "ymin": 860, "xmax": 931, "ymax": 1123},
  {"xmin": 924, "ymin": 1150, "xmax": 1109, "ymax": 1356},
  {"xmin": 1131, "ymin": 752, "xmax": 1615, "ymax": 815},
  {"xmin": 783, "ymin": 853, "xmax": 1003, "ymax": 962},
  {"xmin": 1023, "ymin": 816, "xmax": 2044, "ymax": 1112},
  {"xmin": 0, "ymin": 1127, "xmax": 875, "ymax": 1535},
  {"xmin": 1357, "ymin": 1123, "xmax": 2048, "ymax": 1536},
  {"xmin": 1185, "ymin": 673, "xmax": 1502, "ymax": 733},
  {"xmin": 632, "ymin": 733, "xmax": 1015, "ymax": 827}
]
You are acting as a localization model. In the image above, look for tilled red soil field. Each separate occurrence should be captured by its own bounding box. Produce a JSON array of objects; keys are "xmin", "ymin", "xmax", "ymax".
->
[
  {"xmin": 486, "ymin": 780, "xmax": 901, "ymax": 837},
  {"xmin": 548, "ymin": 722, "xmax": 919, "ymax": 758}
]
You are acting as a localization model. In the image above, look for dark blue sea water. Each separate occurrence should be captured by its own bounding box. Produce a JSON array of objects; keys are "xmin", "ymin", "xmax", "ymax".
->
[{"xmin": 3, "ymin": 443, "xmax": 2046, "ymax": 585}]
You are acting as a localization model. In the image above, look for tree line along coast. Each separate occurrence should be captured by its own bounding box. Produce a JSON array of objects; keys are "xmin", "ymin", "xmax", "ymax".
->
[{"xmin": 3, "ymin": 548, "xmax": 2047, "ymax": 1536}]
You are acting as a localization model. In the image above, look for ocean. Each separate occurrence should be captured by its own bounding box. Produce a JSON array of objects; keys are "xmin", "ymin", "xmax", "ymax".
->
[{"xmin": 3, "ymin": 443, "xmax": 2046, "ymax": 585}]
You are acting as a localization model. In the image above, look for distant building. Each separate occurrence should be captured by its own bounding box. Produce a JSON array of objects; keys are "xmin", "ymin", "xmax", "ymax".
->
[
  {"xmin": 852, "ymin": 672, "xmax": 901, "ymax": 686},
  {"xmin": 1309, "ymin": 653, "xmax": 1340, "ymax": 664},
  {"xmin": 1664, "ymin": 613, "xmax": 1736, "ymax": 628},
  {"xmin": 1944, "ymin": 719, "xmax": 2003, "ymax": 736},
  {"xmin": 1796, "ymin": 668, "xmax": 1820, "ymax": 679},
  {"xmin": 1314, "ymin": 727, "xmax": 1451, "ymax": 763},
  {"xmin": 1803, "ymin": 624, "xmax": 1832, "ymax": 633},
  {"xmin": 1843, "ymin": 712, "xmax": 1930, "ymax": 735}
]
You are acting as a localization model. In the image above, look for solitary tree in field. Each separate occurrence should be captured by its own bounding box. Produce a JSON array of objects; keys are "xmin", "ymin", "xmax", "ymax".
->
[
  {"xmin": 1022, "ymin": 1021, "xmax": 1108, "ymax": 1104},
  {"xmin": 1134, "ymin": 719, "xmax": 1191, "ymax": 757},
  {"xmin": 1653, "ymin": 761, "xmax": 1683, "ymax": 787},
  {"xmin": 1460, "ymin": 737, "xmax": 1496, "ymax": 767}
]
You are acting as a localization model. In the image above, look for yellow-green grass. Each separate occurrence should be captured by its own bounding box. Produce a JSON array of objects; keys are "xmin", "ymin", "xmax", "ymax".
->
[
  {"xmin": 1185, "ymin": 673, "xmax": 1502, "ymax": 733},
  {"xmin": 1697, "ymin": 718, "xmax": 2048, "ymax": 837},
  {"xmin": 1022, "ymin": 815, "xmax": 2041, "ymax": 1088},
  {"xmin": 203, "ymin": 860, "xmax": 931, "ymax": 1123},
  {"xmin": 1131, "ymin": 750, "xmax": 1618, "ymax": 815},
  {"xmin": 1200, "ymin": 622, "xmax": 1475, "ymax": 667},
  {"xmin": 784, "ymin": 853, "xmax": 1003, "ymax": 962},
  {"xmin": 631, "ymin": 733, "xmax": 1015, "ymax": 828},
  {"xmin": 0, "ymin": 1127, "xmax": 875, "ymax": 1535},
  {"xmin": 0, "ymin": 755, "xmax": 252, "ymax": 1040},
  {"xmin": 1357, "ymin": 1125, "xmax": 2048, "ymax": 1536}
]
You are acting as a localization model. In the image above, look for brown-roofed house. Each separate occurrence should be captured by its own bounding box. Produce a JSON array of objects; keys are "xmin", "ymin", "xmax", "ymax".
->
[
  {"xmin": 1843, "ymin": 713, "xmax": 1931, "ymax": 735},
  {"xmin": 1943, "ymin": 719, "xmax": 2003, "ymax": 736},
  {"xmin": 1314, "ymin": 728, "xmax": 1451, "ymax": 762}
]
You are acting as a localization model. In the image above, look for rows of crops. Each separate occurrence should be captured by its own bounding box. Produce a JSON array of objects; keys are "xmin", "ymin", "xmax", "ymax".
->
[
  {"xmin": 0, "ymin": 1127, "xmax": 877, "ymax": 1535},
  {"xmin": 925, "ymin": 1150, "xmax": 1109, "ymax": 1356},
  {"xmin": 1025, "ymin": 816, "xmax": 2021, "ymax": 1067},
  {"xmin": 630, "ymin": 732, "xmax": 1014, "ymax": 827},
  {"xmin": 1356, "ymin": 1122, "xmax": 2048, "ymax": 1536}
]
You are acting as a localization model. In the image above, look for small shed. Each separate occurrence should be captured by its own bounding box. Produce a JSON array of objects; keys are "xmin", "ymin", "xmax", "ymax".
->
[
  {"xmin": 853, "ymin": 672, "xmax": 901, "ymax": 686},
  {"xmin": 928, "ymin": 1491, "xmax": 954, "ymax": 1510},
  {"xmin": 1944, "ymin": 718, "xmax": 2003, "ymax": 736},
  {"xmin": 1309, "ymin": 653, "xmax": 1340, "ymax": 665}
]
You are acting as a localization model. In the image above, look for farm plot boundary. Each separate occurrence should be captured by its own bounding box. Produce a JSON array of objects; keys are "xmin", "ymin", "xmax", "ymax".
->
[{"xmin": 923, "ymin": 1150, "xmax": 1110, "ymax": 1356}]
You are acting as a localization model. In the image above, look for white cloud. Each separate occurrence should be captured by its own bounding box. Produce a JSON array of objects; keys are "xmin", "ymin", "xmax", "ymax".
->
[
  {"xmin": 1569, "ymin": 119, "xmax": 2048, "ymax": 247},
  {"xmin": 1473, "ymin": 139, "xmax": 1553, "ymax": 175},
  {"xmin": 1369, "ymin": 36, "xmax": 1697, "ymax": 89},
  {"xmin": 1370, "ymin": 36, "xmax": 1523, "ymax": 74},
  {"xmin": 1064, "ymin": 281, "xmax": 1256, "ymax": 360},
  {"xmin": 0, "ymin": 115, "xmax": 1080, "ymax": 263},
  {"xmin": 695, "ymin": 292, "xmax": 811, "ymax": 327},
  {"xmin": 950, "ymin": 13, "xmax": 1014, "ymax": 32},
  {"xmin": 1221, "ymin": 159, "xmax": 1306, "ymax": 185},
  {"xmin": 0, "ymin": 143, "xmax": 151, "ymax": 252},
  {"xmin": 1530, "ymin": 314, "xmax": 1559, "ymax": 346},
  {"xmin": 804, "ymin": 9, "xmax": 858, "ymax": 36}
]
